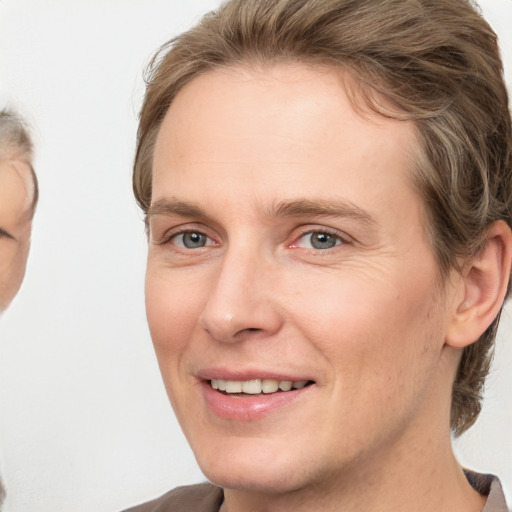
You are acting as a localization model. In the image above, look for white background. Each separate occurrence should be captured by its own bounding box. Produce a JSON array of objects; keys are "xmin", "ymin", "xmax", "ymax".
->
[{"xmin": 0, "ymin": 1, "xmax": 510, "ymax": 511}]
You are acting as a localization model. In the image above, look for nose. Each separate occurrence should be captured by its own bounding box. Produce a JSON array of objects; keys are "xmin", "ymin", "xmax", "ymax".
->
[{"xmin": 199, "ymin": 247, "xmax": 283, "ymax": 343}]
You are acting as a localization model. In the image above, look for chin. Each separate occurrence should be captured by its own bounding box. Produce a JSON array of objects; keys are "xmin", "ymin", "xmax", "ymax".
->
[
  {"xmin": 192, "ymin": 438, "xmax": 314, "ymax": 495},
  {"xmin": 202, "ymin": 462, "xmax": 306, "ymax": 495}
]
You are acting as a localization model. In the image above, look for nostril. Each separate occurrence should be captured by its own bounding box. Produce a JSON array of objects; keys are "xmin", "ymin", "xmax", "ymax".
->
[{"xmin": 233, "ymin": 326, "xmax": 262, "ymax": 338}]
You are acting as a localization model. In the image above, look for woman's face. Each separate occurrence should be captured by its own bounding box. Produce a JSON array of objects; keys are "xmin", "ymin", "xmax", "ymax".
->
[
  {"xmin": 144, "ymin": 63, "xmax": 458, "ymax": 496},
  {"xmin": 0, "ymin": 158, "xmax": 33, "ymax": 312}
]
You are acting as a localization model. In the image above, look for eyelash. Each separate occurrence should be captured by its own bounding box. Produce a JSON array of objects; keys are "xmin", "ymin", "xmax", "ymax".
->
[
  {"xmin": 0, "ymin": 228, "xmax": 15, "ymax": 241},
  {"xmin": 159, "ymin": 226, "xmax": 347, "ymax": 253}
]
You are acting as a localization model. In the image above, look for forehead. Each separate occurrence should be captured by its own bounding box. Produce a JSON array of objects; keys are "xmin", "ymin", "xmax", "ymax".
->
[
  {"xmin": 153, "ymin": 63, "xmax": 419, "ymax": 213},
  {"xmin": 0, "ymin": 158, "xmax": 34, "ymax": 227}
]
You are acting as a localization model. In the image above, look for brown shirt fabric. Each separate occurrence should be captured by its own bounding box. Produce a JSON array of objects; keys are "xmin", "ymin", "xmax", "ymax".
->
[
  {"xmin": 122, "ymin": 472, "xmax": 510, "ymax": 512},
  {"xmin": 465, "ymin": 471, "xmax": 510, "ymax": 512},
  {"xmin": 122, "ymin": 483, "xmax": 222, "ymax": 512}
]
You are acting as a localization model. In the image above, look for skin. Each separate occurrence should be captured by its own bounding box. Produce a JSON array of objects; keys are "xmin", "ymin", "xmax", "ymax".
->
[
  {"xmin": 145, "ymin": 63, "xmax": 491, "ymax": 512},
  {"xmin": 0, "ymin": 155, "xmax": 34, "ymax": 506},
  {"xmin": 0, "ymin": 158, "xmax": 33, "ymax": 312}
]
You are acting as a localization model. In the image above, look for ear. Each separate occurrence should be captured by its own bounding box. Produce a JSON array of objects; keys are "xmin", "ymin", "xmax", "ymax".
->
[{"xmin": 446, "ymin": 220, "xmax": 512, "ymax": 348}]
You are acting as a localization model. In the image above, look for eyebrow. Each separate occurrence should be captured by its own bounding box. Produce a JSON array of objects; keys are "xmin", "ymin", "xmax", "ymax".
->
[
  {"xmin": 147, "ymin": 199, "xmax": 209, "ymax": 223},
  {"xmin": 147, "ymin": 197, "xmax": 376, "ymax": 226},
  {"xmin": 267, "ymin": 199, "xmax": 377, "ymax": 225}
]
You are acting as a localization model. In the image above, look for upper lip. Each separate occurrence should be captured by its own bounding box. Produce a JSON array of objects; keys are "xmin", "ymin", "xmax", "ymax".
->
[{"xmin": 196, "ymin": 367, "xmax": 315, "ymax": 383}]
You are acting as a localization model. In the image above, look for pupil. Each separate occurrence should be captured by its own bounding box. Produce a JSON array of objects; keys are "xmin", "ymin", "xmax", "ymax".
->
[
  {"xmin": 311, "ymin": 232, "xmax": 336, "ymax": 249},
  {"xmin": 183, "ymin": 232, "xmax": 206, "ymax": 248}
]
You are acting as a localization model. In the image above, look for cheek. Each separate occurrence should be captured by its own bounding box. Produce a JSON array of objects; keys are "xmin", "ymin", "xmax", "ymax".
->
[
  {"xmin": 287, "ymin": 265, "xmax": 443, "ymax": 385},
  {"xmin": 145, "ymin": 268, "xmax": 204, "ymax": 357}
]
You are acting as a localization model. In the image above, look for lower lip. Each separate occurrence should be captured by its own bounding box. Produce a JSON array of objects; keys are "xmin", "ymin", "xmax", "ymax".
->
[{"xmin": 202, "ymin": 381, "xmax": 311, "ymax": 421}]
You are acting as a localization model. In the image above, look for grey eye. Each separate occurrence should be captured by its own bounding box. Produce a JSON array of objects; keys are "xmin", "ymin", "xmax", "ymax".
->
[
  {"xmin": 178, "ymin": 232, "xmax": 208, "ymax": 248},
  {"xmin": 307, "ymin": 232, "xmax": 340, "ymax": 250}
]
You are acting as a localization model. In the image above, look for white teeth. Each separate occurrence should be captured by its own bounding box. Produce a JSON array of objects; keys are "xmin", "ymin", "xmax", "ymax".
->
[
  {"xmin": 225, "ymin": 381, "xmax": 243, "ymax": 393},
  {"xmin": 262, "ymin": 379, "xmax": 279, "ymax": 393},
  {"xmin": 242, "ymin": 380, "xmax": 262, "ymax": 394},
  {"xmin": 210, "ymin": 378, "xmax": 310, "ymax": 394},
  {"xmin": 278, "ymin": 380, "xmax": 292, "ymax": 391}
]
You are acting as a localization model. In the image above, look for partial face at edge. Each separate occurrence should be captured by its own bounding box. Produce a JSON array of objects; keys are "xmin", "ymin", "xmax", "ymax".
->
[
  {"xmin": 0, "ymin": 158, "xmax": 34, "ymax": 312},
  {"xmin": 145, "ymin": 63, "xmax": 460, "ymax": 494}
]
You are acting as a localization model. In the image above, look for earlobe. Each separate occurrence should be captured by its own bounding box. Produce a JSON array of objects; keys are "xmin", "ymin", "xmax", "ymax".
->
[{"xmin": 446, "ymin": 221, "xmax": 512, "ymax": 349}]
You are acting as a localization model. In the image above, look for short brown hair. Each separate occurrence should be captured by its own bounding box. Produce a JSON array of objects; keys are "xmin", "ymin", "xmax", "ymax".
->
[
  {"xmin": 133, "ymin": 0, "xmax": 512, "ymax": 436},
  {"xmin": 0, "ymin": 109, "xmax": 39, "ymax": 217}
]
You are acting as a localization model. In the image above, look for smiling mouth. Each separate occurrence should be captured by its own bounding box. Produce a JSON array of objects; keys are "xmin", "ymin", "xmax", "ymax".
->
[{"xmin": 209, "ymin": 378, "xmax": 314, "ymax": 395}]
